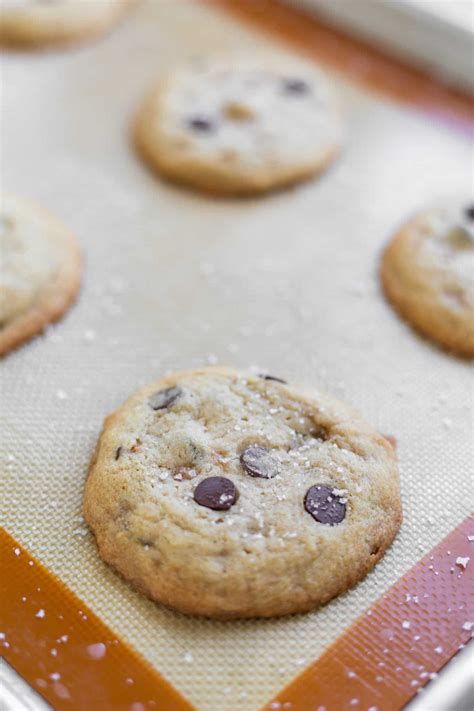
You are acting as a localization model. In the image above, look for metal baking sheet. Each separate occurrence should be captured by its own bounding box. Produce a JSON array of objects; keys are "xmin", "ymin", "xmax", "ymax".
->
[{"xmin": 1, "ymin": 1, "xmax": 473, "ymax": 709}]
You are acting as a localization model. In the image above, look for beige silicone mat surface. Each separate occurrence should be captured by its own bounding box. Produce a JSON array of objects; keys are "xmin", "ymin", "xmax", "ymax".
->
[{"xmin": 1, "ymin": 1, "xmax": 473, "ymax": 710}]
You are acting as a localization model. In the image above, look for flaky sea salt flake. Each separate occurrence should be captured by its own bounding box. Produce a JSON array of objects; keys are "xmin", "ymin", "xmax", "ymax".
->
[
  {"xmin": 53, "ymin": 683, "xmax": 70, "ymax": 700},
  {"xmin": 87, "ymin": 642, "xmax": 106, "ymax": 659},
  {"xmin": 83, "ymin": 329, "xmax": 96, "ymax": 342}
]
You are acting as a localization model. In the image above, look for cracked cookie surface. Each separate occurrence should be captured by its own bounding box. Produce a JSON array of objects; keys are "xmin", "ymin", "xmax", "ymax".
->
[
  {"xmin": 381, "ymin": 202, "xmax": 474, "ymax": 357},
  {"xmin": 84, "ymin": 367, "xmax": 401, "ymax": 618},
  {"xmin": 0, "ymin": 193, "xmax": 81, "ymax": 356},
  {"xmin": 134, "ymin": 55, "xmax": 342, "ymax": 195}
]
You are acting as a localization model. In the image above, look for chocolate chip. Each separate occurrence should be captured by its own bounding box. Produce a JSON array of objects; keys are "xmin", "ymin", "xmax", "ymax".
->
[
  {"xmin": 304, "ymin": 484, "xmax": 346, "ymax": 525},
  {"xmin": 465, "ymin": 205, "xmax": 474, "ymax": 221},
  {"xmin": 240, "ymin": 445, "xmax": 279, "ymax": 479},
  {"xmin": 115, "ymin": 446, "xmax": 122, "ymax": 460},
  {"xmin": 259, "ymin": 374, "xmax": 287, "ymax": 384},
  {"xmin": 282, "ymin": 78, "xmax": 310, "ymax": 95},
  {"xmin": 193, "ymin": 476, "xmax": 238, "ymax": 510},
  {"xmin": 149, "ymin": 386, "xmax": 181, "ymax": 411},
  {"xmin": 188, "ymin": 116, "xmax": 215, "ymax": 132}
]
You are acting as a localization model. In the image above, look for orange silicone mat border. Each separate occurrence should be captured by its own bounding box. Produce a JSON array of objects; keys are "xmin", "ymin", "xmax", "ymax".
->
[
  {"xmin": 206, "ymin": 0, "xmax": 474, "ymax": 130},
  {"xmin": 0, "ymin": 527, "xmax": 195, "ymax": 711},
  {"xmin": 2, "ymin": 520, "xmax": 473, "ymax": 711},
  {"xmin": 262, "ymin": 514, "xmax": 474, "ymax": 711},
  {"xmin": 1, "ymin": 4, "xmax": 473, "ymax": 710}
]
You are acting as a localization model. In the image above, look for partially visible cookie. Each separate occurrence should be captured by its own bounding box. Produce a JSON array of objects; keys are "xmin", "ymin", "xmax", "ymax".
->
[
  {"xmin": 0, "ymin": 0, "xmax": 137, "ymax": 48},
  {"xmin": 134, "ymin": 55, "xmax": 342, "ymax": 195},
  {"xmin": 381, "ymin": 202, "xmax": 474, "ymax": 357},
  {"xmin": 0, "ymin": 194, "xmax": 81, "ymax": 356},
  {"xmin": 84, "ymin": 366, "xmax": 401, "ymax": 619}
]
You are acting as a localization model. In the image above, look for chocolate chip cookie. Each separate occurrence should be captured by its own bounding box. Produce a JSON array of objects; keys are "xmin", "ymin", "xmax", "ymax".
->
[
  {"xmin": 84, "ymin": 367, "xmax": 401, "ymax": 619},
  {"xmin": 134, "ymin": 55, "xmax": 342, "ymax": 195},
  {"xmin": 381, "ymin": 202, "xmax": 474, "ymax": 357},
  {"xmin": 0, "ymin": 0, "xmax": 137, "ymax": 48},
  {"xmin": 0, "ymin": 194, "xmax": 81, "ymax": 356}
]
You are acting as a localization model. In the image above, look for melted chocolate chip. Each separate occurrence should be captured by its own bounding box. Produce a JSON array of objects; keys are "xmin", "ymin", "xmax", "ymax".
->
[
  {"xmin": 259, "ymin": 374, "xmax": 287, "ymax": 384},
  {"xmin": 193, "ymin": 476, "xmax": 238, "ymax": 510},
  {"xmin": 465, "ymin": 205, "xmax": 474, "ymax": 221},
  {"xmin": 304, "ymin": 484, "xmax": 346, "ymax": 525},
  {"xmin": 115, "ymin": 446, "xmax": 122, "ymax": 460},
  {"xmin": 188, "ymin": 116, "xmax": 215, "ymax": 132},
  {"xmin": 149, "ymin": 386, "xmax": 182, "ymax": 411},
  {"xmin": 282, "ymin": 78, "xmax": 310, "ymax": 95},
  {"xmin": 240, "ymin": 445, "xmax": 278, "ymax": 479}
]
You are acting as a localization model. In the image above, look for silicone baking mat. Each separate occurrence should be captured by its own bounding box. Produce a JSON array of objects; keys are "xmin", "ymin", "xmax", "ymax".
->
[{"xmin": 1, "ymin": 1, "xmax": 473, "ymax": 710}]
